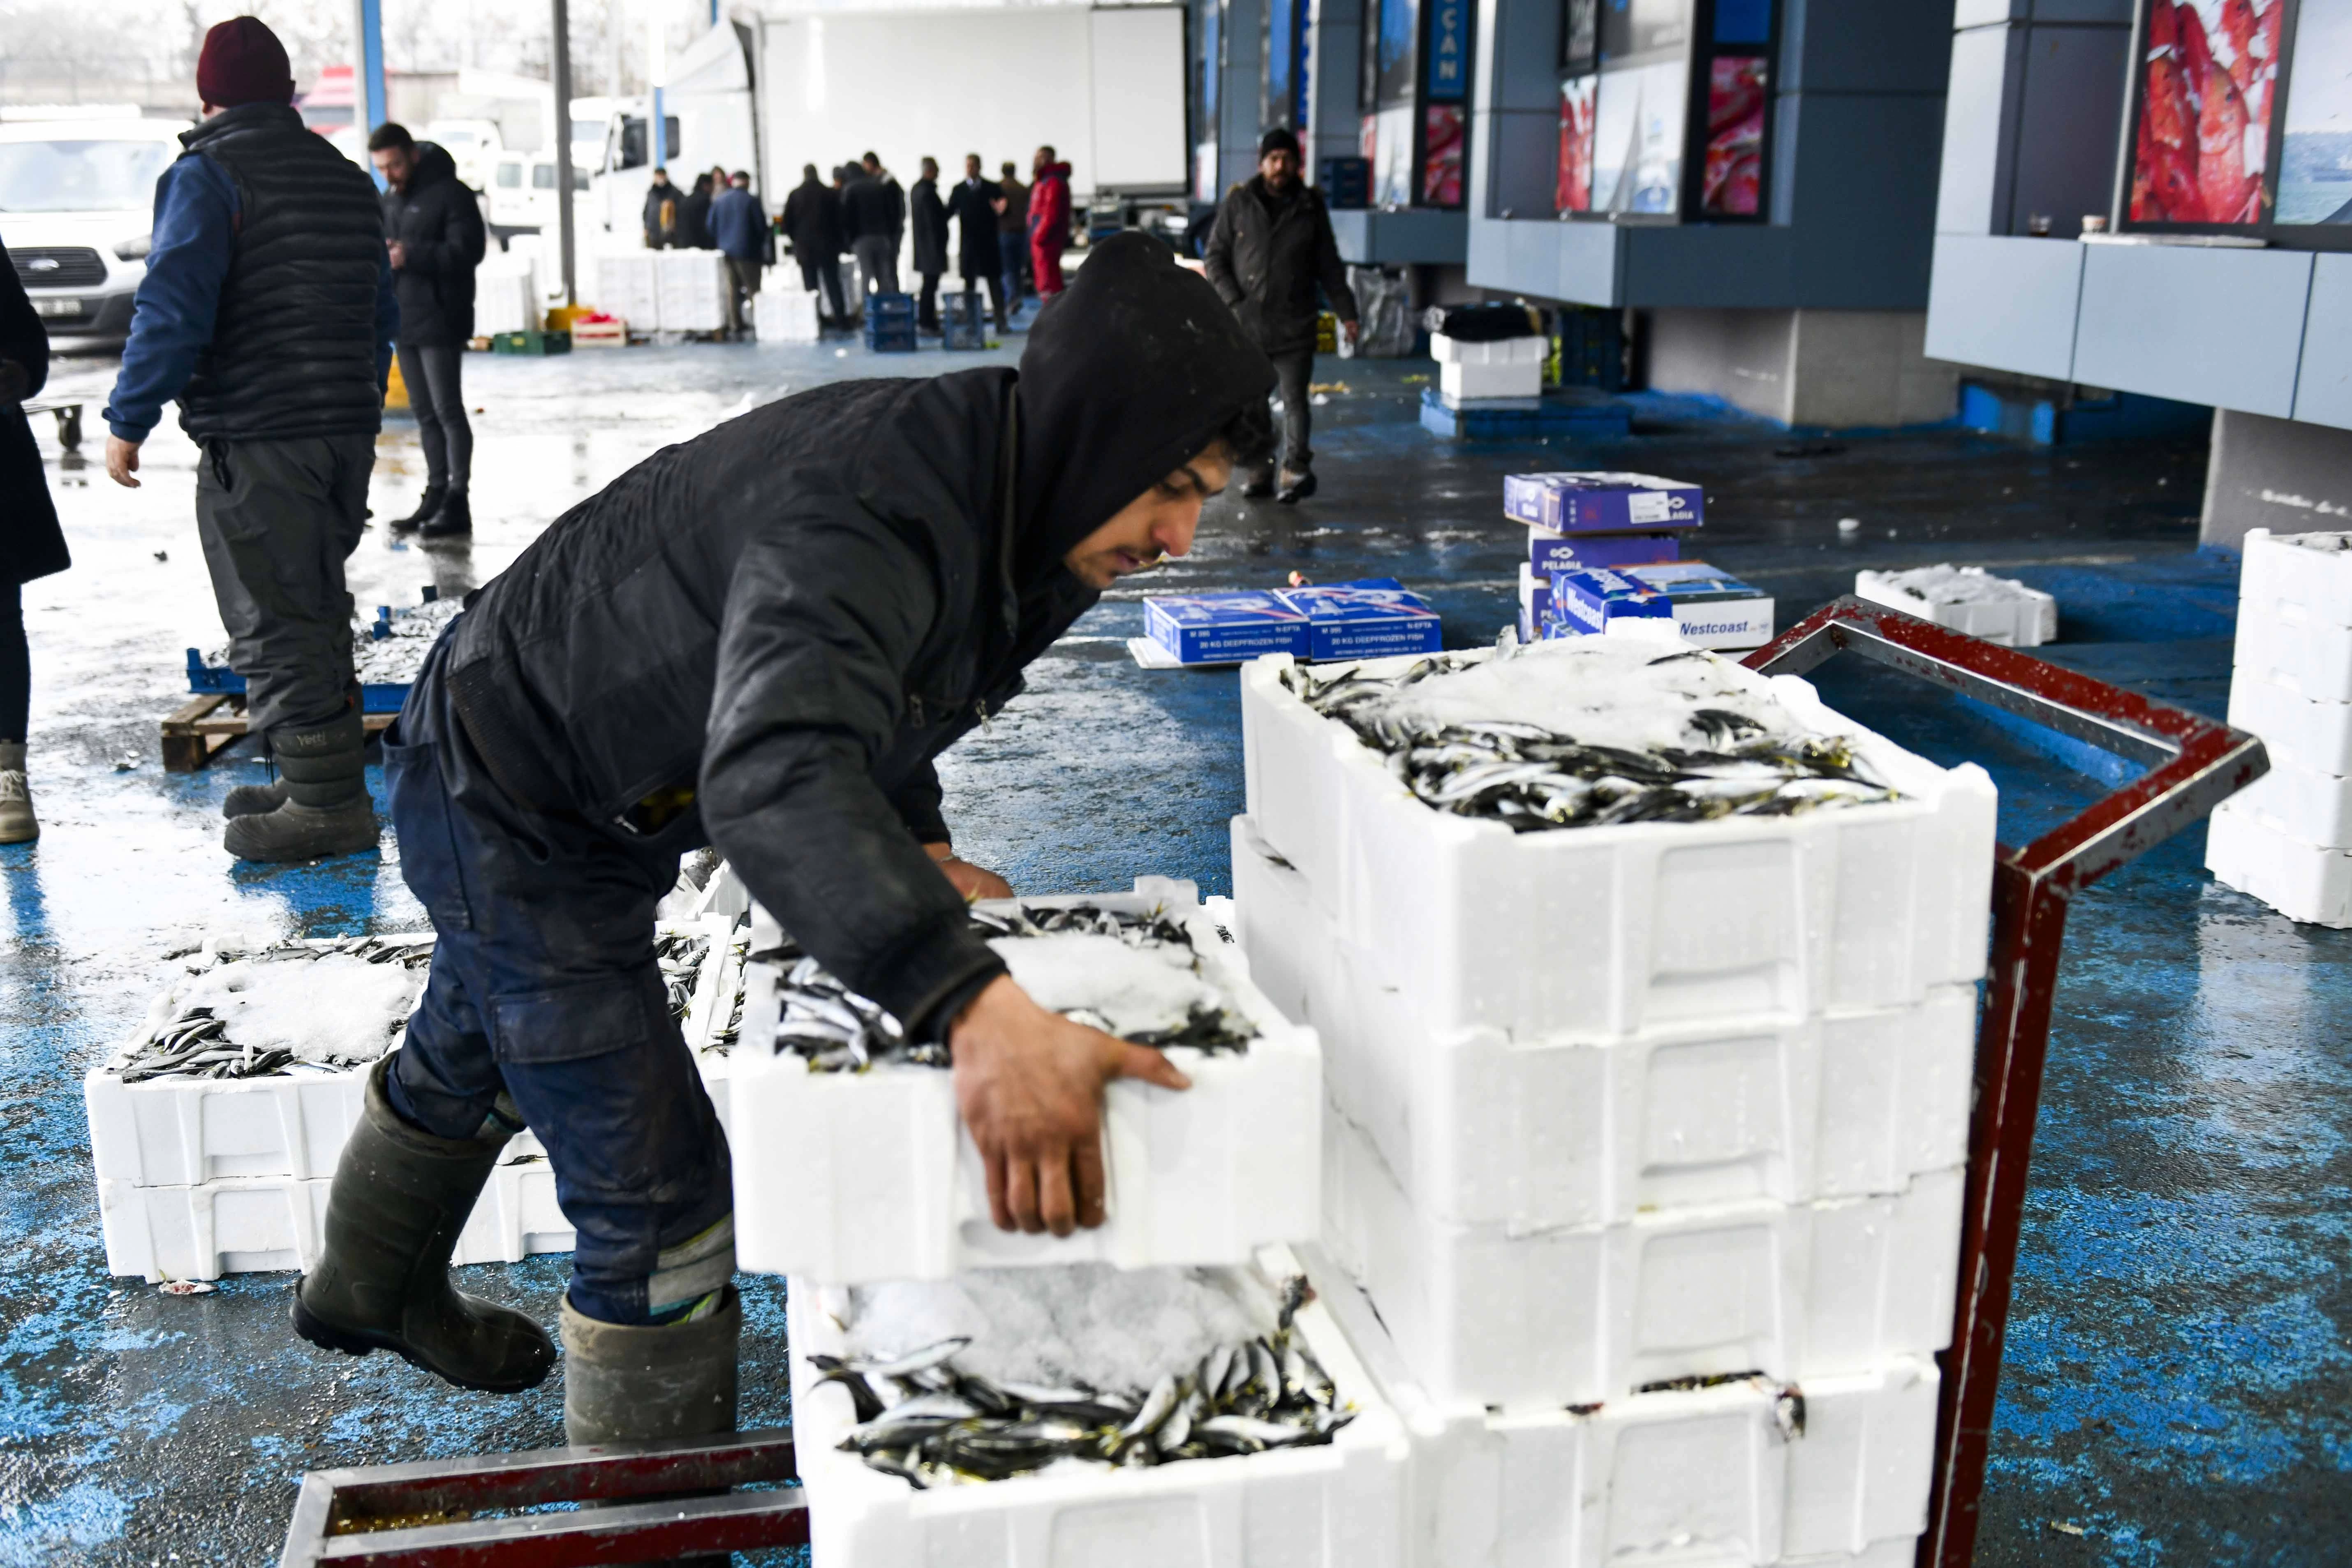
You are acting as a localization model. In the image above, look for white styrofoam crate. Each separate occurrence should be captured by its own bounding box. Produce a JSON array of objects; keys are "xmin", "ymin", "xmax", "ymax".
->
[
  {"xmin": 1239, "ymin": 812, "xmax": 1974, "ymax": 1229},
  {"xmin": 730, "ymin": 882, "xmax": 1322, "ymax": 1284},
  {"xmin": 2205, "ymin": 800, "xmax": 2352, "ymax": 927},
  {"xmin": 2233, "ymin": 598, "xmax": 2352, "ymax": 705},
  {"xmin": 1431, "ymin": 332, "xmax": 1545, "ymax": 367},
  {"xmin": 88, "ymin": 919, "xmax": 734, "ymax": 1185},
  {"xmin": 2219, "ymin": 747, "xmax": 2352, "ymax": 847},
  {"xmin": 785, "ymin": 1244, "xmax": 1411, "ymax": 1568},
  {"xmin": 656, "ymin": 250, "xmax": 731, "ymax": 332},
  {"xmin": 97, "ymin": 1161, "xmax": 571, "ymax": 1282},
  {"xmin": 1852, "ymin": 570, "xmax": 2056, "ymax": 648},
  {"xmin": 1439, "ymin": 359, "xmax": 1542, "ymax": 402},
  {"xmin": 2239, "ymin": 527, "xmax": 2352, "ymax": 629},
  {"xmin": 2228, "ymin": 664, "xmax": 2352, "ymax": 777},
  {"xmin": 594, "ymin": 252, "xmax": 660, "ymax": 330},
  {"xmin": 1321, "ymin": 1109, "xmax": 1960, "ymax": 1412},
  {"xmin": 753, "ymin": 286, "xmax": 822, "ymax": 343},
  {"xmin": 1238, "ymin": 650, "xmax": 1996, "ymax": 1043},
  {"xmin": 472, "ymin": 266, "xmax": 539, "ymax": 337},
  {"xmin": 1306, "ymin": 1247, "xmax": 1934, "ymax": 1568}
]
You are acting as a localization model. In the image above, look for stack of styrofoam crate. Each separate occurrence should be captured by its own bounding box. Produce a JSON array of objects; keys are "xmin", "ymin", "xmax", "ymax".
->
[
  {"xmin": 1432, "ymin": 331, "xmax": 1544, "ymax": 407},
  {"xmin": 752, "ymin": 284, "xmax": 821, "ymax": 343},
  {"xmin": 1230, "ymin": 634, "xmax": 1998, "ymax": 1567},
  {"xmin": 2209, "ymin": 528, "xmax": 2352, "ymax": 925},
  {"xmin": 656, "ymin": 250, "xmax": 731, "ymax": 333},
  {"xmin": 472, "ymin": 253, "xmax": 542, "ymax": 338},
  {"xmin": 90, "ymin": 919, "xmax": 740, "ymax": 1283},
  {"xmin": 594, "ymin": 251, "xmax": 661, "ymax": 333}
]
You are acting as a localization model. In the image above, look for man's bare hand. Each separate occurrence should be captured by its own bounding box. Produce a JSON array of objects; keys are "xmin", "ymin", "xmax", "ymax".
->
[
  {"xmin": 1341, "ymin": 319, "xmax": 1360, "ymax": 350},
  {"xmin": 105, "ymin": 435, "xmax": 142, "ymax": 488},
  {"xmin": 925, "ymin": 842, "xmax": 1013, "ymax": 902},
  {"xmin": 387, "ymin": 239, "xmax": 407, "ymax": 270},
  {"xmin": 951, "ymin": 975, "xmax": 1191, "ymax": 1235}
]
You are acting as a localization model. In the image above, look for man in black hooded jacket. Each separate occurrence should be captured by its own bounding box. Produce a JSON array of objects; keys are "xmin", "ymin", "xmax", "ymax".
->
[
  {"xmin": 370, "ymin": 123, "xmax": 488, "ymax": 539},
  {"xmin": 289, "ymin": 234, "xmax": 1277, "ymax": 1448}
]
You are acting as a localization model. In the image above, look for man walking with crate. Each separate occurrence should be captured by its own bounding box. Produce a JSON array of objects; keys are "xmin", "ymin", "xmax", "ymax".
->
[
  {"xmin": 709, "ymin": 170, "xmax": 773, "ymax": 339},
  {"xmin": 369, "ymin": 122, "xmax": 486, "ymax": 540},
  {"xmin": 102, "ymin": 16, "xmax": 398, "ymax": 864},
  {"xmin": 1204, "ymin": 127, "xmax": 1359, "ymax": 504}
]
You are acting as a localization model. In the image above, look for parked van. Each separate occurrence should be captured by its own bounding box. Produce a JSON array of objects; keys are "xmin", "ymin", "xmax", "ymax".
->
[{"xmin": 0, "ymin": 116, "xmax": 189, "ymax": 352}]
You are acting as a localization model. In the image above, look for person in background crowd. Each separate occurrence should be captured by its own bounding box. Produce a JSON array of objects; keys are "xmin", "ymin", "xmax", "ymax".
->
[
  {"xmin": 102, "ymin": 15, "xmax": 398, "ymax": 864},
  {"xmin": 995, "ymin": 160, "xmax": 1031, "ymax": 309},
  {"xmin": 908, "ymin": 156, "xmax": 949, "ymax": 335},
  {"xmin": 710, "ymin": 170, "xmax": 772, "ymax": 339},
  {"xmin": 948, "ymin": 153, "xmax": 1006, "ymax": 333},
  {"xmin": 369, "ymin": 121, "xmax": 487, "ymax": 539},
  {"xmin": 643, "ymin": 166, "xmax": 678, "ymax": 249},
  {"xmin": 844, "ymin": 152, "xmax": 904, "ymax": 296},
  {"xmin": 782, "ymin": 163, "xmax": 848, "ymax": 325},
  {"xmin": 0, "ymin": 238, "xmax": 63, "ymax": 845},
  {"xmin": 1204, "ymin": 126, "xmax": 1358, "ymax": 505},
  {"xmin": 1028, "ymin": 145, "xmax": 1073, "ymax": 298},
  {"xmin": 679, "ymin": 171, "xmax": 716, "ymax": 251}
]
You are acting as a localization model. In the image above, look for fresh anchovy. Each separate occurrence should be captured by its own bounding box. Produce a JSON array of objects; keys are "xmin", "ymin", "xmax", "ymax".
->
[
  {"xmin": 1193, "ymin": 1415, "xmax": 1318, "ymax": 1453},
  {"xmin": 807, "ymin": 1355, "xmax": 888, "ymax": 1424},
  {"xmin": 113, "ymin": 933, "xmax": 436, "ymax": 1083},
  {"xmin": 1118, "ymin": 1374, "xmax": 1181, "ymax": 1443},
  {"xmin": 849, "ymin": 1337, "xmax": 971, "ymax": 1380}
]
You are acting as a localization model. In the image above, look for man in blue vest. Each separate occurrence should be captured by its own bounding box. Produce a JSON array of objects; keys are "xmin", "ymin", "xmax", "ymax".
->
[{"xmin": 102, "ymin": 16, "xmax": 398, "ymax": 863}]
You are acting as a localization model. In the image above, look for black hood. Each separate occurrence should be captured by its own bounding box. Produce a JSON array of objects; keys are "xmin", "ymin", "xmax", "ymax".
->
[
  {"xmin": 410, "ymin": 141, "xmax": 460, "ymax": 190},
  {"xmin": 1012, "ymin": 231, "xmax": 1275, "ymax": 583}
]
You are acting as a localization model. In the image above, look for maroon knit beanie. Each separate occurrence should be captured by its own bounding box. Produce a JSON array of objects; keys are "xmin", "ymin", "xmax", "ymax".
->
[{"xmin": 197, "ymin": 18, "xmax": 296, "ymax": 109}]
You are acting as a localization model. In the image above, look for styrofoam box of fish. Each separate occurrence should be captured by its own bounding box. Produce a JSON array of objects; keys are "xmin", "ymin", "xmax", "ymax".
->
[
  {"xmin": 1237, "ymin": 648, "xmax": 1996, "ymax": 1043},
  {"xmin": 785, "ymin": 1244, "xmax": 1411, "ymax": 1568},
  {"xmin": 1302, "ymin": 1247, "xmax": 1934, "ymax": 1568},
  {"xmin": 2237, "ymin": 527, "xmax": 2352, "ymax": 630},
  {"xmin": 729, "ymin": 882, "xmax": 1322, "ymax": 1284},
  {"xmin": 1320, "ymin": 1108, "xmax": 1959, "ymax": 1412},
  {"xmin": 97, "ymin": 1161, "xmax": 571, "ymax": 1283},
  {"xmin": 2228, "ymin": 665, "xmax": 2352, "ymax": 777},
  {"xmin": 2205, "ymin": 801, "xmax": 2352, "ymax": 928},
  {"xmin": 86, "ymin": 919, "xmax": 736, "ymax": 1186},
  {"xmin": 1234, "ymin": 816, "xmax": 1973, "ymax": 1229},
  {"xmin": 1852, "ymin": 567, "xmax": 2056, "ymax": 648}
]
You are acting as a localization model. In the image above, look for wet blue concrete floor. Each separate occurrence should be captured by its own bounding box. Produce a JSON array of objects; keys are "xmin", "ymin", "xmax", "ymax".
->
[{"xmin": 3, "ymin": 339, "xmax": 2345, "ymax": 1563}]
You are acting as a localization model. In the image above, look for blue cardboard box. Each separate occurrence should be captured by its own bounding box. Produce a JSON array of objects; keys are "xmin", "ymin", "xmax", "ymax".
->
[
  {"xmin": 1542, "ymin": 562, "xmax": 1775, "ymax": 650},
  {"xmin": 1545, "ymin": 569, "xmax": 1677, "ymax": 633},
  {"xmin": 1143, "ymin": 590, "xmax": 1310, "ymax": 664},
  {"xmin": 1526, "ymin": 527, "xmax": 1682, "ymax": 577},
  {"xmin": 1504, "ymin": 472, "xmax": 1704, "ymax": 533},
  {"xmin": 1279, "ymin": 578, "xmax": 1444, "ymax": 661}
]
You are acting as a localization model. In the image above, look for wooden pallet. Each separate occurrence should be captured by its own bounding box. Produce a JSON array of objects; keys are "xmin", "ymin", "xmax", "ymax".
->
[{"xmin": 161, "ymin": 693, "xmax": 394, "ymax": 773}]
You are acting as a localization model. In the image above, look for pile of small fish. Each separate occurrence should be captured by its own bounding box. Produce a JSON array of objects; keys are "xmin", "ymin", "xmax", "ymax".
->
[
  {"xmin": 116, "ymin": 934, "xmax": 434, "ymax": 1083},
  {"xmin": 815, "ymin": 1280, "xmax": 1351, "ymax": 1487},
  {"xmin": 759, "ymin": 904, "xmax": 1253, "ymax": 1071},
  {"xmin": 353, "ymin": 597, "xmax": 465, "ymax": 686},
  {"xmin": 1285, "ymin": 650, "xmax": 1896, "ymax": 832},
  {"xmin": 655, "ymin": 927, "xmax": 712, "ymax": 1022}
]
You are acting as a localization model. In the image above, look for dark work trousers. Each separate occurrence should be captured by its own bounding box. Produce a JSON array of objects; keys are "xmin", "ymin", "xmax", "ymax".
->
[
  {"xmin": 798, "ymin": 257, "xmax": 847, "ymax": 322},
  {"xmin": 383, "ymin": 637, "xmax": 735, "ymax": 1326},
  {"xmin": 395, "ymin": 344, "xmax": 472, "ymax": 495},
  {"xmin": 963, "ymin": 268, "xmax": 1006, "ymax": 331},
  {"xmin": 999, "ymin": 231, "xmax": 1027, "ymax": 312},
  {"xmin": 1270, "ymin": 348, "xmax": 1316, "ymax": 478},
  {"xmin": 725, "ymin": 255, "xmax": 762, "ymax": 336},
  {"xmin": 0, "ymin": 581, "xmax": 25, "ymax": 742},
  {"xmin": 194, "ymin": 434, "xmax": 371, "ymax": 736},
  {"xmin": 917, "ymin": 270, "xmax": 943, "ymax": 333},
  {"xmin": 851, "ymin": 235, "xmax": 900, "ymax": 297}
]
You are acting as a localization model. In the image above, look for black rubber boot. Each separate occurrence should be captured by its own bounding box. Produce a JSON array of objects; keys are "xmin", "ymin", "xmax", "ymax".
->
[
  {"xmin": 391, "ymin": 485, "xmax": 445, "ymax": 532},
  {"xmin": 418, "ymin": 490, "xmax": 472, "ymax": 539},
  {"xmin": 563, "ymin": 1288, "xmax": 741, "ymax": 1568},
  {"xmin": 221, "ymin": 779, "xmax": 288, "ymax": 818},
  {"xmin": 1242, "ymin": 465, "xmax": 1276, "ymax": 500},
  {"xmin": 1277, "ymin": 468, "xmax": 1318, "ymax": 504},
  {"xmin": 223, "ymin": 710, "xmax": 378, "ymax": 862},
  {"xmin": 292, "ymin": 1059, "xmax": 556, "ymax": 1392}
]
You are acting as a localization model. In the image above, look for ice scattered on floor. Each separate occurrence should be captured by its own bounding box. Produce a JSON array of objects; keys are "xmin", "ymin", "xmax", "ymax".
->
[
  {"xmin": 842, "ymin": 1263, "xmax": 1281, "ymax": 1397},
  {"xmin": 1860, "ymin": 563, "xmax": 2043, "ymax": 605},
  {"xmin": 987, "ymin": 933, "xmax": 1220, "ymax": 1040}
]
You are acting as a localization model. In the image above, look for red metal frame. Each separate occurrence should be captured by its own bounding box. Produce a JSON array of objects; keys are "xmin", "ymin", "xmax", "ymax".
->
[
  {"xmin": 1744, "ymin": 597, "xmax": 2267, "ymax": 1568},
  {"xmin": 275, "ymin": 1429, "xmax": 806, "ymax": 1567}
]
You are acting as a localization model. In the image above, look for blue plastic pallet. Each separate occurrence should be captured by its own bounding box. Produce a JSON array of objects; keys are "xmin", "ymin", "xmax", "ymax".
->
[
  {"xmin": 186, "ymin": 650, "xmax": 410, "ymax": 715},
  {"xmin": 1418, "ymin": 385, "xmax": 1634, "ymax": 440}
]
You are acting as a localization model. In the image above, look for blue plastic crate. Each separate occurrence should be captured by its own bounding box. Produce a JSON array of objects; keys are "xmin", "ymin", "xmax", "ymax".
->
[
  {"xmin": 865, "ymin": 328, "xmax": 918, "ymax": 354},
  {"xmin": 863, "ymin": 292, "xmax": 916, "ymax": 322},
  {"xmin": 185, "ymin": 648, "xmax": 410, "ymax": 714},
  {"xmin": 941, "ymin": 294, "xmax": 986, "ymax": 351}
]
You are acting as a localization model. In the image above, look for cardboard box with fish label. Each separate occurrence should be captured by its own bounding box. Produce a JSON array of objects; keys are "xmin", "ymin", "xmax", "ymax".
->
[
  {"xmin": 1139, "ymin": 580, "xmax": 1442, "ymax": 667},
  {"xmin": 1526, "ymin": 526, "xmax": 1681, "ymax": 578},
  {"xmin": 1544, "ymin": 562, "xmax": 1774, "ymax": 651},
  {"xmin": 1278, "ymin": 578, "xmax": 1445, "ymax": 662},
  {"xmin": 1503, "ymin": 471, "xmax": 1704, "ymax": 533}
]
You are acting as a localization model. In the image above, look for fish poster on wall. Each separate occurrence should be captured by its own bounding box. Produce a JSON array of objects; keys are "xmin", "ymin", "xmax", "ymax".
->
[
  {"xmin": 1424, "ymin": 103, "xmax": 1466, "ymax": 206},
  {"xmin": 1592, "ymin": 58, "xmax": 1686, "ymax": 215},
  {"xmin": 2128, "ymin": 0, "xmax": 2283, "ymax": 225},
  {"xmin": 1372, "ymin": 104, "xmax": 1418, "ymax": 204},
  {"xmin": 1558, "ymin": 74, "xmax": 1598, "ymax": 212},
  {"xmin": 2279, "ymin": 0, "xmax": 2352, "ymax": 224},
  {"xmin": 1702, "ymin": 56, "xmax": 1767, "ymax": 215}
]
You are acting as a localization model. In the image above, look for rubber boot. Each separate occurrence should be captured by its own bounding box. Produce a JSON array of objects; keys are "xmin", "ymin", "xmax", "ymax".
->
[
  {"xmin": 391, "ymin": 484, "xmax": 445, "ymax": 532},
  {"xmin": 1277, "ymin": 468, "xmax": 1318, "ymax": 505},
  {"xmin": 0, "ymin": 742, "xmax": 35, "ymax": 844},
  {"xmin": 221, "ymin": 779, "xmax": 289, "ymax": 819},
  {"xmin": 563, "ymin": 1288, "xmax": 741, "ymax": 1568},
  {"xmin": 222, "ymin": 710, "xmax": 378, "ymax": 863},
  {"xmin": 292, "ymin": 1058, "xmax": 556, "ymax": 1392},
  {"xmin": 1242, "ymin": 464, "xmax": 1276, "ymax": 500},
  {"xmin": 418, "ymin": 490, "xmax": 472, "ymax": 540}
]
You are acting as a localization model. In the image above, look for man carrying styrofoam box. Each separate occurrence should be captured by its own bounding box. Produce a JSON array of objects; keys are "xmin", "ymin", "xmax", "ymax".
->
[{"xmin": 278, "ymin": 236, "xmax": 1287, "ymax": 1461}]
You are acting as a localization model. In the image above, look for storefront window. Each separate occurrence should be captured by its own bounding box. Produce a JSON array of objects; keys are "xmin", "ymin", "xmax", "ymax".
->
[
  {"xmin": 1555, "ymin": 0, "xmax": 1770, "ymax": 221},
  {"xmin": 2279, "ymin": 0, "xmax": 2352, "ymax": 226}
]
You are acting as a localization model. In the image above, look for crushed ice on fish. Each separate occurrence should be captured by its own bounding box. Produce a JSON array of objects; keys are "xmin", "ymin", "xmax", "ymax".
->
[{"xmin": 111, "ymin": 934, "xmax": 435, "ymax": 1083}]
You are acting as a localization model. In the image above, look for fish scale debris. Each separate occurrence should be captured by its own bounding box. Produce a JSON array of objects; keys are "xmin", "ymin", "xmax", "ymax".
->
[{"xmin": 1283, "ymin": 639, "xmax": 1896, "ymax": 832}]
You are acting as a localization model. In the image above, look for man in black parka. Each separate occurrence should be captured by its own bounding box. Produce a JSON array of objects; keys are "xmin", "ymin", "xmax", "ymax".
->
[
  {"xmin": 290, "ymin": 234, "xmax": 1277, "ymax": 1448},
  {"xmin": 780, "ymin": 163, "xmax": 848, "ymax": 324},
  {"xmin": 0, "ymin": 236, "xmax": 66, "ymax": 844},
  {"xmin": 371, "ymin": 123, "xmax": 488, "ymax": 539},
  {"xmin": 909, "ymin": 155, "xmax": 951, "ymax": 334}
]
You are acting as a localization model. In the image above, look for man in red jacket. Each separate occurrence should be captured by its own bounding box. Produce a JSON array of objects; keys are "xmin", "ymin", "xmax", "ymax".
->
[{"xmin": 1028, "ymin": 145, "xmax": 1073, "ymax": 297}]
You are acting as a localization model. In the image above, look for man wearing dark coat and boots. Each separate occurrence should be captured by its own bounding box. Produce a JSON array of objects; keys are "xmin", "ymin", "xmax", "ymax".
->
[
  {"xmin": 909, "ymin": 156, "xmax": 950, "ymax": 334},
  {"xmin": 289, "ymin": 234, "xmax": 1276, "ymax": 1454},
  {"xmin": 102, "ymin": 16, "xmax": 398, "ymax": 864},
  {"xmin": 370, "ymin": 122, "xmax": 488, "ymax": 540}
]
